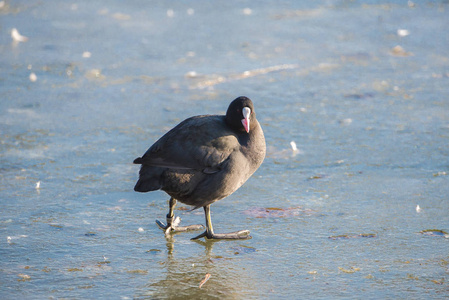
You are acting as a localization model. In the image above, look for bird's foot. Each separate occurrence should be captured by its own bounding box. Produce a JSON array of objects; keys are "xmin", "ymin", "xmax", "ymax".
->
[
  {"xmin": 156, "ymin": 216, "xmax": 204, "ymax": 236},
  {"xmin": 191, "ymin": 230, "xmax": 251, "ymax": 240}
]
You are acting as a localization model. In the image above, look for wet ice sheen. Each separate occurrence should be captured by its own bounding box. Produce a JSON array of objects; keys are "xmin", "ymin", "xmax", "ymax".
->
[{"xmin": 1, "ymin": 1, "xmax": 449, "ymax": 299}]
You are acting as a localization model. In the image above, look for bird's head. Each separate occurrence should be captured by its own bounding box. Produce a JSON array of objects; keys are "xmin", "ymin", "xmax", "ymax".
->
[{"xmin": 226, "ymin": 96, "xmax": 256, "ymax": 133}]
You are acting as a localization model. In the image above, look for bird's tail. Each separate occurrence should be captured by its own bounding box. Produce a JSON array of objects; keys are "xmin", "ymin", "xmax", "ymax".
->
[
  {"xmin": 133, "ymin": 157, "xmax": 144, "ymax": 164},
  {"xmin": 134, "ymin": 164, "xmax": 163, "ymax": 192}
]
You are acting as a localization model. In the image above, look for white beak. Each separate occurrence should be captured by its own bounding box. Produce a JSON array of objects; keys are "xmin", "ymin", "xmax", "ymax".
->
[{"xmin": 241, "ymin": 107, "xmax": 251, "ymax": 133}]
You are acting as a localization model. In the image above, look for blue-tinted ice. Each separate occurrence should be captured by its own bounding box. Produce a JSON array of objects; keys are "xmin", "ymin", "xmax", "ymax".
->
[{"xmin": 1, "ymin": 1, "xmax": 448, "ymax": 298}]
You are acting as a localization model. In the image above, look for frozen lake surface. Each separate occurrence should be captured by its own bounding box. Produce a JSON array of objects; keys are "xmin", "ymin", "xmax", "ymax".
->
[{"xmin": 1, "ymin": 0, "xmax": 448, "ymax": 298}]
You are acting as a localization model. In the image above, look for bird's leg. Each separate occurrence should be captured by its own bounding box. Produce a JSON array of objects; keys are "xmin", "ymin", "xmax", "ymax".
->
[
  {"xmin": 156, "ymin": 197, "xmax": 203, "ymax": 235},
  {"xmin": 191, "ymin": 205, "xmax": 251, "ymax": 240}
]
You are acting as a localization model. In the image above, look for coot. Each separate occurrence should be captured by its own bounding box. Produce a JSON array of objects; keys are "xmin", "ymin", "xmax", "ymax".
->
[{"xmin": 134, "ymin": 96, "xmax": 266, "ymax": 240}]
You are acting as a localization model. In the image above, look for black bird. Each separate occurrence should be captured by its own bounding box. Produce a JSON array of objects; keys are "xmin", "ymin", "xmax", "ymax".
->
[{"xmin": 133, "ymin": 96, "xmax": 266, "ymax": 240}]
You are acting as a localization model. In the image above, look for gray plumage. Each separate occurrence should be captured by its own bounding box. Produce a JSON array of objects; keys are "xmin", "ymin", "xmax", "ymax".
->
[{"xmin": 134, "ymin": 96, "xmax": 266, "ymax": 211}]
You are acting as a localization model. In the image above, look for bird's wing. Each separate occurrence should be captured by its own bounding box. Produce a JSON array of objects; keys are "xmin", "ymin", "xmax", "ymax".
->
[{"xmin": 135, "ymin": 115, "xmax": 239, "ymax": 173}]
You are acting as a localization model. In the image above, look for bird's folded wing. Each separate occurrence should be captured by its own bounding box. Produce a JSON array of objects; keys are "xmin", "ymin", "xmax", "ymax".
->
[{"xmin": 136, "ymin": 115, "xmax": 239, "ymax": 172}]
